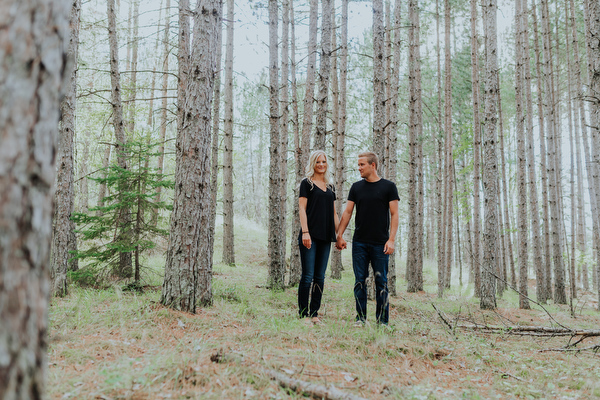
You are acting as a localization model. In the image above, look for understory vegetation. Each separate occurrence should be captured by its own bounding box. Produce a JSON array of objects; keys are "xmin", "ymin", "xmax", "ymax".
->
[{"xmin": 48, "ymin": 218, "xmax": 600, "ymax": 399}]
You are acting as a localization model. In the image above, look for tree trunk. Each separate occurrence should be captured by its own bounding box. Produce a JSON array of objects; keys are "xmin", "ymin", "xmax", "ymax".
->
[
  {"xmin": 372, "ymin": 0, "xmax": 386, "ymax": 167},
  {"xmin": 523, "ymin": 0, "xmax": 545, "ymax": 304},
  {"xmin": 515, "ymin": 0, "xmax": 529, "ymax": 309},
  {"xmin": 330, "ymin": 0, "xmax": 343, "ymax": 279},
  {"xmin": 107, "ymin": 0, "xmax": 132, "ymax": 277},
  {"xmin": 289, "ymin": 0, "xmax": 303, "ymax": 286},
  {"xmin": 407, "ymin": 0, "xmax": 424, "ymax": 293},
  {"xmin": 127, "ymin": 0, "xmax": 140, "ymax": 136},
  {"xmin": 532, "ymin": 4, "xmax": 552, "ymax": 301},
  {"xmin": 480, "ymin": 0, "xmax": 499, "ymax": 310},
  {"xmin": 267, "ymin": 0, "xmax": 285, "ymax": 290},
  {"xmin": 154, "ymin": 0, "xmax": 171, "ymax": 226},
  {"xmin": 436, "ymin": 0, "xmax": 445, "ymax": 297},
  {"xmin": 470, "ymin": 0, "xmax": 482, "ymax": 297},
  {"xmin": 583, "ymin": 0, "xmax": 600, "ymax": 308},
  {"xmin": 0, "ymin": 0, "xmax": 70, "ymax": 396},
  {"xmin": 223, "ymin": 0, "xmax": 235, "ymax": 265},
  {"xmin": 497, "ymin": 91, "xmax": 512, "ymax": 294},
  {"xmin": 301, "ymin": 0, "xmax": 318, "ymax": 162},
  {"xmin": 209, "ymin": 0, "xmax": 223, "ymax": 266},
  {"xmin": 52, "ymin": 0, "xmax": 82, "ymax": 297},
  {"xmin": 279, "ymin": 0, "xmax": 290, "ymax": 275},
  {"xmin": 443, "ymin": 0, "xmax": 453, "ymax": 291},
  {"xmin": 314, "ymin": 0, "xmax": 333, "ymax": 151},
  {"xmin": 387, "ymin": 0, "xmax": 402, "ymax": 295},
  {"xmin": 160, "ymin": 0, "xmax": 222, "ymax": 311},
  {"xmin": 541, "ymin": 0, "xmax": 567, "ymax": 304},
  {"xmin": 565, "ymin": 0, "xmax": 598, "ymax": 291}
]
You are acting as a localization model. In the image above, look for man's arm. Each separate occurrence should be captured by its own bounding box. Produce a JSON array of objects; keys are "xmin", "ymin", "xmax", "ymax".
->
[
  {"xmin": 336, "ymin": 200, "xmax": 355, "ymax": 250},
  {"xmin": 384, "ymin": 199, "xmax": 399, "ymax": 255}
]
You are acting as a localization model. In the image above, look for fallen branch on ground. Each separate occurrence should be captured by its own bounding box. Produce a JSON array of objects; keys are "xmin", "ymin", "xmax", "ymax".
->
[
  {"xmin": 454, "ymin": 322, "xmax": 600, "ymax": 338},
  {"xmin": 539, "ymin": 344, "xmax": 600, "ymax": 354},
  {"xmin": 211, "ymin": 350, "xmax": 368, "ymax": 400}
]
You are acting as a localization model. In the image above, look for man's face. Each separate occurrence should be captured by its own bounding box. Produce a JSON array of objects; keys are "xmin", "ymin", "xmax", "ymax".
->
[{"xmin": 357, "ymin": 157, "xmax": 375, "ymax": 179}]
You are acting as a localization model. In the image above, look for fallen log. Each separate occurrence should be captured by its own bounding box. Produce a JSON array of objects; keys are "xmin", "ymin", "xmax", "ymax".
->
[
  {"xmin": 454, "ymin": 323, "xmax": 600, "ymax": 338},
  {"xmin": 210, "ymin": 350, "xmax": 368, "ymax": 400},
  {"xmin": 264, "ymin": 368, "xmax": 369, "ymax": 400}
]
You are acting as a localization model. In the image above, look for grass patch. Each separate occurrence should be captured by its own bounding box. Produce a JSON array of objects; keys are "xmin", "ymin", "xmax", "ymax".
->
[{"xmin": 48, "ymin": 216, "xmax": 600, "ymax": 399}]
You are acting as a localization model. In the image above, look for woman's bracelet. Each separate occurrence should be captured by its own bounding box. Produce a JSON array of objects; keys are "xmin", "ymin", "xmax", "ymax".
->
[{"xmin": 302, "ymin": 231, "xmax": 309, "ymax": 234}]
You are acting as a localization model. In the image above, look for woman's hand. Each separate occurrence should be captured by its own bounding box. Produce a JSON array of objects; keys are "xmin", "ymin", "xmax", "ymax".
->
[{"xmin": 302, "ymin": 232, "xmax": 312, "ymax": 249}]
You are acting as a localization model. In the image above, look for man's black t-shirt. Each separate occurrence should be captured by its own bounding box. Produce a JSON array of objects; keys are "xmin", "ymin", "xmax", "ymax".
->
[
  {"xmin": 347, "ymin": 178, "xmax": 399, "ymax": 245},
  {"xmin": 299, "ymin": 178, "xmax": 337, "ymax": 242}
]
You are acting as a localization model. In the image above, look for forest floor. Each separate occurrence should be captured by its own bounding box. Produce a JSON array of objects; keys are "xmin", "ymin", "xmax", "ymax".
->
[{"xmin": 48, "ymin": 219, "xmax": 600, "ymax": 399}]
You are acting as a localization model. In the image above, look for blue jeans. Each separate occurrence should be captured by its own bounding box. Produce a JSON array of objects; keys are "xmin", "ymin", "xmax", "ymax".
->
[
  {"xmin": 298, "ymin": 238, "xmax": 331, "ymax": 317},
  {"xmin": 352, "ymin": 241, "xmax": 389, "ymax": 324}
]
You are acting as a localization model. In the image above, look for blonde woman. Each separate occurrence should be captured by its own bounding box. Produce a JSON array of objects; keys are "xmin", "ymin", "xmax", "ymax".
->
[{"xmin": 298, "ymin": 150, "xmax": 340, "ymax": 323}]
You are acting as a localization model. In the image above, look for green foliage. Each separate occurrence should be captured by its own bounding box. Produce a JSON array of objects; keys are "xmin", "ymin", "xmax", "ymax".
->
[{"xmin": 72, "ymin": 140, "xmax": 173, "ymax": 285}]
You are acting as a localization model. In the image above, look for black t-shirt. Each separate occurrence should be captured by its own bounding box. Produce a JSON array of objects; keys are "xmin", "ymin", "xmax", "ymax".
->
[
  {"xmin": 299, "ymin": 178, "xmax": 337, "ymax": 242},
  {"xmin": 347, "ymin": 178, "xmax": 400, "ymax": 245}
]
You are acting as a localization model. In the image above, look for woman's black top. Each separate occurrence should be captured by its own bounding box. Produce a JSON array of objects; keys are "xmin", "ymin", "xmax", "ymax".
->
[{"xmin": 299, "ymin": 178, "xmax": 336, "ymax": 242}]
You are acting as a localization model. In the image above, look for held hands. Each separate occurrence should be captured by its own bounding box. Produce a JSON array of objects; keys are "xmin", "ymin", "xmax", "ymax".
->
[
  {"xmin": 336, "ymin": 236, "xmax": 347, "ymax": 250},
  {"xmin": 383, "ymin": 239, "xmax": 395, "ymax": 255}
]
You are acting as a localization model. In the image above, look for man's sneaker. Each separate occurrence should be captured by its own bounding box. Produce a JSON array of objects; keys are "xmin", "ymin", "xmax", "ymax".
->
[{"xmin": 353, "ymin": 320, "xmax": 366, "ymax": 327}]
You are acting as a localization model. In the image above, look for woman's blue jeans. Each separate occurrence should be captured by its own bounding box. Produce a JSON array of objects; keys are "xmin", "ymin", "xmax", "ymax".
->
[
  {"xmin": 352, "ymin": 241, "xmax": 389, "ymax": 324},
  {"xmin": 298, "ymin": 238, "xmax": 331, "ymax": 318}
]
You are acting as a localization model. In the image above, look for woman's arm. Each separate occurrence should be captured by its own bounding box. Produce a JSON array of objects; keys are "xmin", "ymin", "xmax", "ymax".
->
[{"xmin": 299, "ymin": 197, "xmax": 311, "ymax": 249}]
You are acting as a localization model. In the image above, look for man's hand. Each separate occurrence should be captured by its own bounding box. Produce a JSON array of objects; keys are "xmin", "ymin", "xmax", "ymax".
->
[
  {"xmin": 383, "ymin": 239, "xmax": 395, "ymax": 255},
  {"xmin": 336, "ymin": 236, "xmax": 347, "ymax": 250}
]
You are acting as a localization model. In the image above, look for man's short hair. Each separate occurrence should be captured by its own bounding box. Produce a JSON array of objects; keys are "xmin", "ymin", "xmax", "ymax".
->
[{"xmin": 358, "ymin": 151, "xmax": 378, "ymax": 170}]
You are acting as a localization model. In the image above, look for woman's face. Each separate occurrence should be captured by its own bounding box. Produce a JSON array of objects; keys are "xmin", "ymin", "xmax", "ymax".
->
[{"xmin": 314, "ymin": 154, "xmax": 327, "ymax": 174}]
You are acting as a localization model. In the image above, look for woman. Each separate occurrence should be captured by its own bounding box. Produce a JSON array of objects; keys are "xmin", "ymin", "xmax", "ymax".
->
[{"xmin": 298, "ymin": 150, "xmax": 339, "ymax": 323}]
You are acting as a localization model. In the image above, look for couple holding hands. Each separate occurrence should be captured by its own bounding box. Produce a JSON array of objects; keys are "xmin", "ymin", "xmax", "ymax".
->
[{"xmin": 298, "ymin": 150, "xmax": 399, "ymax": 326}]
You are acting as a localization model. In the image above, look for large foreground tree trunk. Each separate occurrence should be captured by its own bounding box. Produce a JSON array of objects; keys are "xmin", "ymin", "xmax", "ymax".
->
[
  {"xmin": 161, "ymin": 0, "xmax": 222, "ymax": 311},
  {"xmin": 0, "ymin": 0, "xmax": 70, "ymax": 397}
]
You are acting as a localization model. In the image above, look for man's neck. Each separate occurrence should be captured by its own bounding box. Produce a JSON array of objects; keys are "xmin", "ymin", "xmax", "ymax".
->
[{"xmin": 365, "ymin": 173, "xmax": 381, "ymax": 183}]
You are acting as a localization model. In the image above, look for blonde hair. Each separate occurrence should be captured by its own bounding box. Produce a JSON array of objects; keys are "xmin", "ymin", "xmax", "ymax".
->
[
  {"xmin": 358, "ymin": 151, "xmax": 379, "ymax": 170},
  {"xmin": 305, "ymin": 150, "xmax": 333, "ymax": 188}
]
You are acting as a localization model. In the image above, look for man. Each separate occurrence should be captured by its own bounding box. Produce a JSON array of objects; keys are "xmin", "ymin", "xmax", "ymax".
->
[{"xmin": 336, "ymin": 152, "xmax": 399, "ymax": 325}]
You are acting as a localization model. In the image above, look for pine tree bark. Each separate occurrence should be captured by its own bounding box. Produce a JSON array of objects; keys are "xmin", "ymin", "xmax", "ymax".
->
[
  {"xmin": 127, "ymin": 0, "xmax": 140, "ymax": 135},
  {"xmin": 209, "ymin": 0, "xmax": 223, "ymax": 265},
  {"xmin": 387, "ymin": 0, "xmax": 402, "ymax": 295},
  {"xmin": 154, "ymin": 0, "xmax": 171, "ymax": 225},
  {"xmin": 532, "ymin": 4, "xmax": 553, "ymax": 301},
  {"xmin": 523, "ymin": 0, "xmax": 545, "ymax": 304},
  {"xmin": 330, "ymin": 0, "xmax": 343, "ymax": 279},
  {"xmin": 372, "ymin": 0, "xmax": 386, "ymax": 166},
  {"xmin": 280, "ymin": 0, "xmax": 290, "ymax": 275},
  {"xmin": 107, "ymin": 0, "xmax": 133, "ymax": 277},
  {"xmin": 541, "ymin": 0, "xmax": 567, "ymax": 304},
  {"xmin": 52, "ymin": 0, "xmax": 82, "ymax": 297},
  {"xmin": 223, "ymin": 0, "xmax": 235, "ymax": 265},
  {"xmin": 289, "ymin": 0, "xmax": 303, "ymax": 286},
  {"xmin": 301, "ymin": 0, "xmax": 318, "ymax": 163},
  {"xmin": 160, "ymin": 0, "xmax": 222, "ymax": 311},
  {"xmin": 0, "ymin": 0, "xmax": 70, "ymax": 396},
  {"xmin": 470, "ymin": 0, "xmax": 482, "ymax": 297},
  {"xmin": 267, "ymin": 0, "xmax": 285, "ymax": 290},
  {"xmin": 568, "ymin": 0, "xmax": 589, "ymax": 291},
  {"xmin": 515, "ymin": 0, "xmax": 529, "ymax": 308},
  {"xmin": 443, "ymin": 0, "xmax": 453, "ymax": 290},
  {"xmin": 436, "ymin": 0, "xmax": 445, "ymax": 297},
  {"xmin": 583, "ymin": 0, "xmax": 600, "ymax": 308},
  {"xmin": 480, "ymin": 0, "xmax": 499, "ymax": 310},
  {"xmin": 314, "ymin": 0, "xmax": 333, "ymax": 151},
  {"xmin": 497, "ymin": 92, "xmax": 512, "ymax": 294},
  {"xmin": 407, "ymin": 0, "xmax": 424, "ymax": 293}
]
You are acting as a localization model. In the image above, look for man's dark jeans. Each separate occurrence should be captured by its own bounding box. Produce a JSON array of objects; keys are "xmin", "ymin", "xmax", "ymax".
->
[
  {"xmin": 352, "ymin": 241, "xmax": 389, "ymax": 324},
  {"xmin": 298, "ymin": 238, "xmax": 331, "ymax": 318}
]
